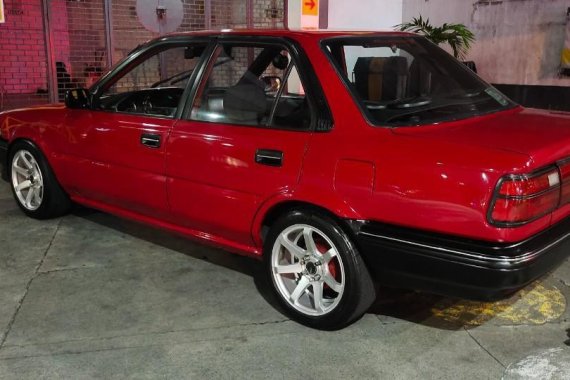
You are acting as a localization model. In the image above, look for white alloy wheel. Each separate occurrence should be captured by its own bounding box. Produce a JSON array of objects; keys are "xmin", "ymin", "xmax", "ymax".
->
[
  {"xmin": 11, "ymin": 150, "xmax": 44, "ymax": 211},
  {"xmin": 270, "ymin": 224, "xmax": 345, "ymax": 316}
]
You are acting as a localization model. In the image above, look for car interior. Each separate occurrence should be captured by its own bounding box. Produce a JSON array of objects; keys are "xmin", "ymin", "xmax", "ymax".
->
[
  {"xmin": 97, "ymin": 43, "xmax": 311, "ymax": 130},
  {"xmin": 192, "ymin": 44, "xmax": 311, "ymax": 129}
]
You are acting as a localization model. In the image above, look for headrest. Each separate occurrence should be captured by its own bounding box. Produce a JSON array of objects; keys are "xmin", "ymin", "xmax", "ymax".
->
[
  {"xmin": 223, "ymin": 83, "xmax": 267, "ymax": 123},
  {"xmin": 354, "ymin": 56, "xmax": 409, "ymax": 101},
  {"xmin": 354, "ymin": 56, "xmax": 408, "ymax": 75}
]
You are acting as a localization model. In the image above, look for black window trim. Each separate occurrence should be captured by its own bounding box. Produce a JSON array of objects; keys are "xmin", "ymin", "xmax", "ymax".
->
[
  {"xmin": 267, "ymin": 59, "xmax": 294, "ymax": 126},
  {"xmin": 180, "ymin": 35, "xmax": 334, "ymax": 133},
  {"xmin": 83, "ymin": 34, "xmax": 334, "ymax": 131}
]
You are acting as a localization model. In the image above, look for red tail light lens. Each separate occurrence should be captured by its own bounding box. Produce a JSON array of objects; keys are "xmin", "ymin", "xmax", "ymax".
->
[
  {"xmin": 490, "ymin": 168, "xmax": 560, "ymax": 226},
  {"xmin": 558, "ymin": 160, "xmax": 570, "ymax": 205}
]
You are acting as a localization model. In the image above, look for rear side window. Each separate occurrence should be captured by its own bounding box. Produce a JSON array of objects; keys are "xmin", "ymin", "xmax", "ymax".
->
[{"xmin": 188, "ymin": 43, "xmax": 311, "ymax": 130}]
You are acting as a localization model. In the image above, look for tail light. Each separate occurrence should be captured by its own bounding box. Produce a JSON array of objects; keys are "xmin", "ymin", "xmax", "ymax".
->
[
  {"xmin": 489, "ymin": 167, "xmax": 560, "ymax": 226},
  {"xmin": 558, "ymin": 159, "xmax": 570, "ymax": 205}
]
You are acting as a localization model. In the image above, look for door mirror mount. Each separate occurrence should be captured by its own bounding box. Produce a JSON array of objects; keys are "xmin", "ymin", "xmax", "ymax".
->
[{"xmin": 65, "ymin": 88, "xmax": 91, "ymax": 109}]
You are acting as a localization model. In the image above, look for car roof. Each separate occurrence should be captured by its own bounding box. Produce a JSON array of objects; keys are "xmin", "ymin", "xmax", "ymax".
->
[{"xmin": 162, "ymin": 28, "xmax": 416, "ymax": 40}]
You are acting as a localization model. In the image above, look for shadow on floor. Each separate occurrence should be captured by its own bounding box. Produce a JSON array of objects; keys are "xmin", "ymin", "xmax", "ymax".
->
[
  {"xmin": 73, "ymin": 206, "xmax": 563, "ymax": 331},
  {"xmin": 73, "ymin": 206, "xmax": 259, "ymax": 277}
]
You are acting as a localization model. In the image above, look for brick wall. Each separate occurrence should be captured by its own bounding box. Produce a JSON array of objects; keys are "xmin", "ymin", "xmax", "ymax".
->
[
  {"xmin": 0, "ymin": 0, "xmax": 286, "ymax": 110},
  {"xmin": 253, "ymin": 0, "xmax": 284, "ymax": 28},
  {"xmin": 64, "ymin": 0, "xmax": 106, "ymax": 88},
  {"xmin": 0, "ymin": 0, "xmax": 51, "ymax": 96}
]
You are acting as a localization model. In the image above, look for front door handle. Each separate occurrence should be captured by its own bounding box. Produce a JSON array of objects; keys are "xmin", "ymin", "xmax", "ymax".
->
[
  {"xmin": 255, "ymin": 149, "xmax": 283, "ymax": 167},
  {"xmin": 141, "ymin": 133, "xmax": 161, "ymax": 148}
]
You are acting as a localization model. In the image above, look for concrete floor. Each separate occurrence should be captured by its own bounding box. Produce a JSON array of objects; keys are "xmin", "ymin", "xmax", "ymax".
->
[{"xmin": 0, "ymin": 179, "xmax": 569, "ymax": 379}]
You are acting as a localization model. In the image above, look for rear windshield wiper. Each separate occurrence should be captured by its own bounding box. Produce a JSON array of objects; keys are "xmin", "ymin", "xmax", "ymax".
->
[
  {"xmin": 364, "ymin": 96, "xmax": 432, "ymax": 110},
  {"xmin": 386, "ymin": 96, "xmax": 432, "ymax": 109}
]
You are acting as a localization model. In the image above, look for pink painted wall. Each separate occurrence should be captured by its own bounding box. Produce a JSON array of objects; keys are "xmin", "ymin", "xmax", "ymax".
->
[{"xmin": 0, "ymin": 0, "xmax": 69, "ymax": 95}]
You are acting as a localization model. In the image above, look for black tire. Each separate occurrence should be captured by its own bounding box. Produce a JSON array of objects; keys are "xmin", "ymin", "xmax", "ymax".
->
[
  {"xmin": 8, "ymin": 140, "xmax": 71, "ymax": 219},
  {"xmin": 263, "ymin": 209, "xmax": 376, "ymax": 330}
]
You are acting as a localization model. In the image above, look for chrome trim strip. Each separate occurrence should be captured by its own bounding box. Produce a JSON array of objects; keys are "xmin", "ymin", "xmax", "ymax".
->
[
  {"xmin": 256, "ymin": 154, "xmax": 281, "ymax": 160},
  {"xmin": 496, "ymin": 185, "xmax": 560, "ymax": 201},
  {"xmin": 359, "ymin": 230, "xmax": 570, "ymax": 266}
]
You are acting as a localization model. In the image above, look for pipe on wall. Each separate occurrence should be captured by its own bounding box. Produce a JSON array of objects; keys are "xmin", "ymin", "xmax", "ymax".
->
[{"xmin": 41, "ymin": 0, "xmax": 57, "ymax": 103}]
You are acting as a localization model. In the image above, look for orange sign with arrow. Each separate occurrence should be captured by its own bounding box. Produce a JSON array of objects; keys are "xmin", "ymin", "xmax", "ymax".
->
[{"xmin": 302, "ymin": 0, "xmax": 318, "ymax": 16}]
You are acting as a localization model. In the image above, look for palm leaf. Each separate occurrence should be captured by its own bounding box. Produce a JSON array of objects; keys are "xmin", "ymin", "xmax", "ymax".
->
[{"xmin": 396, "ymin": 16, "xmax": 475, "ymax": 60}]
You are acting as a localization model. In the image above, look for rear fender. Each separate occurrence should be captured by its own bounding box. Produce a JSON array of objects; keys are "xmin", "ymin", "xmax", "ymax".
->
[{"xmin": 251, "ymin": 190, "xmax": 363, "ymax": 248}]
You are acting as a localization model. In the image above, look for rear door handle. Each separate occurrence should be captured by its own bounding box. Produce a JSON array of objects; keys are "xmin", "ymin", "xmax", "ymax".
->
[
  {"xmin": 141, "ymin": 133, "xmax": 161, "ymax": 148},
  {"xmin": 255, "ymin": 149, "xmax": 283, "ymax": 167}
]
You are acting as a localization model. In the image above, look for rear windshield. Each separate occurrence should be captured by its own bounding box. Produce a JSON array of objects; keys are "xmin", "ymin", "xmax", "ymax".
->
[{"xmin": 323, "ymin": 36, "xmax": 515, "ymax": 127}]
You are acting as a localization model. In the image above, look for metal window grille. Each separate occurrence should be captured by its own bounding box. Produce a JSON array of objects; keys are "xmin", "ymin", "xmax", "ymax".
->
[{"xmin": 0, "ymin": 0, "xmax": 285, "ymax": 111}]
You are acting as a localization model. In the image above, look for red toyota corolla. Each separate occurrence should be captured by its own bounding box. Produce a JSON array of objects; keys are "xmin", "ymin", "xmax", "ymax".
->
[{"xmin": 1, "ymin": 30, "xmax": 569, "ymax": 330}]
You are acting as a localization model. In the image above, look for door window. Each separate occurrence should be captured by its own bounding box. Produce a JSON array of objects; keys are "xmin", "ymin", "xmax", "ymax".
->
[
  {"xmin": 189, "ymin": 43, "xmax": 312, "ymax": 130},
  {"xmin": 96, "ymin": 44, "xmax": 207, "ymax": 118}
]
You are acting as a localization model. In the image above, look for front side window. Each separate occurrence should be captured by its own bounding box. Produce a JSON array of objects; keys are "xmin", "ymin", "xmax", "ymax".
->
[
  {"xmin": 324, "ymin": 37, "xmax": 515, "ymax": 126},
  {"xmin": 96, "ymin": 44, "xmax": 207, "ymax": 117},
  {"xmin": 189, "ymin": 43, "xmax": 311, "ymax": 130}
]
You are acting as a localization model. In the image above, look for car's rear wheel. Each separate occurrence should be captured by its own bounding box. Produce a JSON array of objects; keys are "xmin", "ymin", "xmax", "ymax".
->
[
  {"xmin": 9, "ymin": 140, "xmax": 71, "ymax": 219},
  {"xmin": 264, "ymin": 210, "xmax": 375, "ymax": 330}
]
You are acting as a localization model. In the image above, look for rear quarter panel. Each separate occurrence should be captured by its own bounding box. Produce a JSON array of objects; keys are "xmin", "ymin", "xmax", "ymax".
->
[{"xmin": 286, "ymin": 35, "xmax": 543, "ymax": 244}]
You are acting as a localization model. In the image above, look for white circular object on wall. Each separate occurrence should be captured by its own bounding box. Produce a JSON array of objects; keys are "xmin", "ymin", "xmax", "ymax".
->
[{"xmin": 136, "ymin": 0, "xmax": 184, "ymax": 34}]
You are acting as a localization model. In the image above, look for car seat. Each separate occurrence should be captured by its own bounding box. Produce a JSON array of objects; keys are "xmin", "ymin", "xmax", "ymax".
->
[{"xmin": 353, "ymin": 56, "xmax": 408, "ymax": 102}]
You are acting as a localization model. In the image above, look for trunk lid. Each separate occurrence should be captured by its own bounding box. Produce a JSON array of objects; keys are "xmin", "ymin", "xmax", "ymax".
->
[{"xmin": 392, "ymin": 107, "xmax": 570, "ymax": 168}]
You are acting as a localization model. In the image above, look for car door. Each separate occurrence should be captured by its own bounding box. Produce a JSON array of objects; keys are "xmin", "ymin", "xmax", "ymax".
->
[
  {"xmin": 166, "ymin": 39, "xmax": 324, "ymax": 248},
  {"xmin": 61, "ymin": 40, "xmax": 209, "ymax": 219}
]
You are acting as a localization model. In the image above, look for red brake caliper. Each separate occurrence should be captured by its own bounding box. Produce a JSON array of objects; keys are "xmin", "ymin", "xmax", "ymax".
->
[{"xmin": 316, "ymin": 242, "xmax": 337, "ymax": 290}]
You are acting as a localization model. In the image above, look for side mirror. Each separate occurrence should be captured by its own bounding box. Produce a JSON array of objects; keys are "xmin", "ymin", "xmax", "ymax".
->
[
  {"xmin": 261, "ymin": 76, "xmax": 282, "ymax": 93},
  {"xmin": 184, "ymin": 46, "xmax": 205, "ymax": 59},
  {"xmin": 65, "ymin": 88, "xmax": 90, "ymax": 109}
]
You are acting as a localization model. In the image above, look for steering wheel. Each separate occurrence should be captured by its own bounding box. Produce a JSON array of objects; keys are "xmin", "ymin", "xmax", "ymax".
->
[{"xmin": 142, "ymin": 95, "xmax": 153, "ymax": 114}]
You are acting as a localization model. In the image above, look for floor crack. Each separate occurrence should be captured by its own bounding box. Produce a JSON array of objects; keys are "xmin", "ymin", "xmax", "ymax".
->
[
  {"xmin": 0, "ymin": 218, "xmax": 63, "ymax": 351},
  {"xmin": 37, "ymin": 265, "xmax": 99, "ymax": 275},
  {"xmin": 1, "ymin": 317, "xmax": 290, "ymax": 352},
  {"xmin": 464, "ymin": 327, "xmax": 506, "ymax": 369}
]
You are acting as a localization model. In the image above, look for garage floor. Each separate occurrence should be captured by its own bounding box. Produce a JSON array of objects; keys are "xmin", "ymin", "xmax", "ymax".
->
[{"xmin": 0, "ymin": 180, "xmax": 569, "ymax": 379}]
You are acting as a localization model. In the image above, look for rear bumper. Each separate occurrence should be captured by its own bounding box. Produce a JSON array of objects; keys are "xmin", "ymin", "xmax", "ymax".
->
[
  {"xmin": 0, "ymin": 138, "xmax": 7, "ymax": 181},
  {"xmin": 354, "ymin": 218, "xmax": 570, "ymax": 300}
]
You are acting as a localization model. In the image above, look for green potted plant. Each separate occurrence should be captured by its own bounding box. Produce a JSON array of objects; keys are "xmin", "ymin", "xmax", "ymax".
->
[{"xmin": 397, "ymin": 16, "xmax": 475, "ymax": 60}]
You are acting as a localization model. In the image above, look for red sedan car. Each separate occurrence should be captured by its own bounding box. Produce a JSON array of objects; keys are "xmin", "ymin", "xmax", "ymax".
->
[{"xmin": 1, "ymin": 30, "xmax": 569, "ymax": 330}]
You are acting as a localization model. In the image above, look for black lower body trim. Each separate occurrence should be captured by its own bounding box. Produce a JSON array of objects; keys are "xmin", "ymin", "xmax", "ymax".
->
[
  {"xmin": 0, "ymin": 138, "xmax": 8, "ymax": 181},
  {"xmin": 354, "ymin": 218, "xmax": 570, "ymax": 300},
  {"xmin": 493, "ymin": 83, "xmax": 570, "ymax": 112}
]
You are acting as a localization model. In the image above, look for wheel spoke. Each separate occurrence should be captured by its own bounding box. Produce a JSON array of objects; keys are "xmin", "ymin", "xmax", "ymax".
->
[
  {"xmin": 16, "ymin": 180, "xmax": 32, "ymax": 191},
  {"xmin": 25, "ymin": 188, "xmax": 34, "ymax": 208},
  {"xmin": 20, "ymin": 153, "xmax": 33, "ymax": 169},
  {"xmin": 290, "ymin": 276, "xmax": 310, "ymax": 303},
  {"xmin": 321, "ymin": 248, "xmax": 337, "ymax": 264},
  {"xmin": 303, "ymin": 227, "xmax": 318, "ymax": 254},
  {"xmin": 33, "ymin": 188, "xmax": 42, "ymax": 205},
  {"xmin": 279, "ymin": 235, "xmax": 306, "ymax": 260},
  {"xmin": 13, "ymin": 165, "xmax": 28, "ymax": 176},
  {"xmin": 312, "ymin": 282, "xmax": 325, "ymax": 312},
  {"xmin": 324, "ymin": 273, "xmax": 343, "ymax": 293},
  {"xmin": 275, "ymin": 262, "xmax": 303, "ymax": 274}
]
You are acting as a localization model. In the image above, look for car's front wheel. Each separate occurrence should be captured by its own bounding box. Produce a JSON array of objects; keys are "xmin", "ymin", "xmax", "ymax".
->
[
  {"xmin": 9, "ymin": 140, "xmax": 71, "ymax": 219},
  {"xmin": 264, "ymin": 210, "xmax": 375, "ymax": 330}
]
